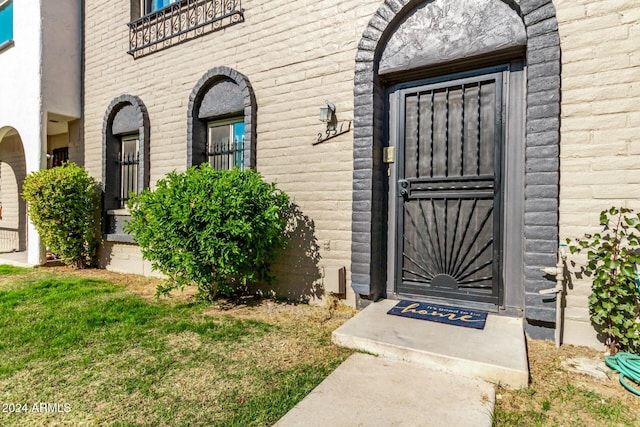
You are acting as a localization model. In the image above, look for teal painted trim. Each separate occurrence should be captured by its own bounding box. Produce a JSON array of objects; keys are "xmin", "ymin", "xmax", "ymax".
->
[
  {"xmin": 233, "ymin": 121, "xmax": 244, "ymax": 169},
  {"xmin": 152, "ymin": 0, "xmax": 178, "ymax": 12},
  {"xmin": 0, "ymin": 2, "xmax": 13, "ymax": 45}
]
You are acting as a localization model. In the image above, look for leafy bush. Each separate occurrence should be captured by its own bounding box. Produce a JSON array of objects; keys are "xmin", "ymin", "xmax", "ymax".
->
[
  {"xmin": 126, "ymin": 165, "xmax": 291, "ymax": 300},
  {"xmin": 22, "ymin": 163, "xmax": 101, "ymax": 268},
  {"xmin": 568, "ymin": 207, "xmax": 640, "ymax": 354}
]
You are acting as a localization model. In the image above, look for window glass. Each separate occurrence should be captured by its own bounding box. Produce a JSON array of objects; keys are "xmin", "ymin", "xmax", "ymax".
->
[
  {"xmin": 233, "ymin": 121, "xmax": 245, "ymax": 167},
  {"xmin": 0, "ymin": 1, "xmax": 13, "ymax": 44},
  {"xmin": 120, "ymin": 136, "xmax": 139, "ymax": 208},
  {"xmin": 151, "ymin": 0, "xmax": 179, "ymax": 12},
  {"xmin": 207, "ymin": 120, "xmax": 244, "ymax": 170}
]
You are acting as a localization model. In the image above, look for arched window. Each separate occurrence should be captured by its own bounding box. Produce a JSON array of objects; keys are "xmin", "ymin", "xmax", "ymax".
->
[
  {"xmin": 187, "ymin": 67, "xmax": 256, "ymax": 170},
  {"xmin": 102, "ymin": 95, "xmax": 149, "ymax": 241}
]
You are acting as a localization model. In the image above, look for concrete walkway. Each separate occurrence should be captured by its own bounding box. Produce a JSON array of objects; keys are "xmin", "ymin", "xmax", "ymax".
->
[
  {"xmin": 275, "ymin": 353, "xmax": 495, "ymax": 427},
  {"xmin": 0, "ymin": 251, "xmax": 29, "ymax": 267},
  {"xmin": 276, "ymin": 299, "xmax": 529, "ymax": 426}
]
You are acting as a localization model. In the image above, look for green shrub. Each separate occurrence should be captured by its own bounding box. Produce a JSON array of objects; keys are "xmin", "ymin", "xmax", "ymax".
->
[
  {"xmin": 22, "ymin": 163, "xmax": 101, "ymax": 268},
  {"xmin": 126, "ymin": 165, "xmax": 291, "ymax": 300},
  {"xmin": 568, "ymin": 207, "xmax": 640, "ymax": 354}
]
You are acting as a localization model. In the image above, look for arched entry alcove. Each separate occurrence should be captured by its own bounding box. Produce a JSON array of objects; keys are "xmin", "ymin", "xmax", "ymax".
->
[
  {"xmin": 0, "ymin": 126, "xmax": 28, "ymax": 253},
  {"xmin": 352, "ymin": 0, "xmax": 560, "ymax": 338}
]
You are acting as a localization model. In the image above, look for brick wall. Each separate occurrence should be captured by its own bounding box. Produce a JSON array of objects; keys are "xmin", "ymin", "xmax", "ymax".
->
[
  {"xmin": 556, "ymin": 0, "xmax": 640, "ymax": 347},
  {"xmin": 84, "ymin": 0, "xmax": 640, "ymax": 341},
  {"xmin": 83, "ymin": 0, "xmax": 382, "ymax": 305}
]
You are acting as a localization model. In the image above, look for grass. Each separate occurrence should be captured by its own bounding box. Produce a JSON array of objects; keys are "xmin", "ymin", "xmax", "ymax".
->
[
  {"xmin": 0, "ymin": 266, "xmax": 354, "ymax": 426},
  {"xmin": 493, "ymin": 339, "xmax": 640, "ymax": 427},
  {"xmin": 6, "ymin": 265, "xmax": 637, "ymax": 426}
]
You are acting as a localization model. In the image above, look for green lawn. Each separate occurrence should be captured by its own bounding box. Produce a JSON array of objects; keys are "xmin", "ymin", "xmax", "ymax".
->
[{"xmin": 0, "ymin": 266, "xmax": 353, "ymax": 426}]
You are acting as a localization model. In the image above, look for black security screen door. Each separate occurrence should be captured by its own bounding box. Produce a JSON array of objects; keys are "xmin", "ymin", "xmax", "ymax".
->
[{"xmin": 395, "ymin": 70, "xmax": 504, "ymax": 306}]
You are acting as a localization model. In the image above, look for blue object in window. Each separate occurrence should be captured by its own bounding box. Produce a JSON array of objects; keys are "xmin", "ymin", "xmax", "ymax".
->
[
  {"xmin": 233, "ymin": 121, "xmax": 245, "ymax": 168},
  {"xmin": 152, "ymin": 0, "xmax": 178, "ymax": 12},
  {"xmin": 0, "ymin": 1, "xmax": 13, "ymax": 45}
]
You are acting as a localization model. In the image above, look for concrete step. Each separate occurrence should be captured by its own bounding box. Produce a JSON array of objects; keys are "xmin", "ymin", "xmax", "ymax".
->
[
  {"xmin": 275, "ymin": 353, "xmax": 495, "ymax": 427},
  {"xmin": 332, "ymin": 299, "xmax": 528, "ymax": 389}
]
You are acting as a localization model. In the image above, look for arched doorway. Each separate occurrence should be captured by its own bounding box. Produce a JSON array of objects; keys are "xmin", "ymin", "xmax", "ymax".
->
[
  {"xmin": 352, "ymin": 0, "xmax": 561, "ymax": 338},
  {"xmin": 0, "ymin": 126, "xmax": 27, "ymax": 253}
]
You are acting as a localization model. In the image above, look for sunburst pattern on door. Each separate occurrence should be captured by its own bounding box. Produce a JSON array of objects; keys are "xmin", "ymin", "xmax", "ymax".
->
[
  {"xmin": 395, "ymin": 70, "xmax": 504, "ymax": 305},
  {"xmin": 402, "ymin": 198, "xmax": 494, "ymax": 294}
]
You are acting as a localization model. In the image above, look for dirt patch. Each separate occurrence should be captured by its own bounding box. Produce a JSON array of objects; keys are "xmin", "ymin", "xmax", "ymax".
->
[
  {"xmin": 495, "ymin": 339, "xmax": 640, "ymax": 426},
  {"xmin": 531, "ymin": 340, "xmax": 639, "ymax": 404}
]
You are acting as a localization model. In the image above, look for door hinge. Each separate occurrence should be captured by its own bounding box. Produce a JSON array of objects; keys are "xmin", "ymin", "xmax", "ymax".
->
[{"xmin": 383, "ymin": 147, "xmax": 395, "ymax": 163}]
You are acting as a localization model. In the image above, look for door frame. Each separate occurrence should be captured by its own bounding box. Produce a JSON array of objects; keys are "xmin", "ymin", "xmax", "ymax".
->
[{"xmin": 386, "ymin": 63, "xmax": 526, "ymax": 312}]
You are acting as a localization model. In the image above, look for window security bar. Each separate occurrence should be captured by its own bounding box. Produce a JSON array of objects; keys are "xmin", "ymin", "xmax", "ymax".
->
[
  {"xmin": 206, "ymin": 137, "xmax": 244, "ymax": 171},
  {"xmin": 128, "ymin": 0, "xmax": 244, "ymax": 58},
  {"xmin": 118, "ymin": 152, "xmax": 140, "ymax": 208},
  {"xmin": 51, "ymin": 147, "xmax": 69, "ymax": 168}
]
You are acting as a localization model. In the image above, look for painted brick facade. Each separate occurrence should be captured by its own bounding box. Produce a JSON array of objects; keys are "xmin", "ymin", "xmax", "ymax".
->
[
  {"xmin": 82, "ymin": 0, "xmax": 640, "ymax": 347},
  {"xmin": 557, "ymin": 0, "xmax": 640, "ymax": 347},
  {"xmin": 83, "ymin": 0, "xmax": 383, "ymax": 306}
]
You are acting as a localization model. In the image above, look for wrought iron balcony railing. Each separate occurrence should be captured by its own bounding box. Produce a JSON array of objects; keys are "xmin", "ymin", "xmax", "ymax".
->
[{"xmin": 128, "ymin": 0, "xmax": 244, "ymax": 58}]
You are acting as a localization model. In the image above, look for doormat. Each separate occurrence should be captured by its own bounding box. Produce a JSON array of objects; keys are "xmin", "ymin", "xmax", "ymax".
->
[{"xmin": 387, "ymin": 300, "xmax": 488, "ymax": 330}]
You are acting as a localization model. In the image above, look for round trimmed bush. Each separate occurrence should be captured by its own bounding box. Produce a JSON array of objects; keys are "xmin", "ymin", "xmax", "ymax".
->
[{"xmin": 126, "ymin": 165, "xmax": 291, "ymax": 299}]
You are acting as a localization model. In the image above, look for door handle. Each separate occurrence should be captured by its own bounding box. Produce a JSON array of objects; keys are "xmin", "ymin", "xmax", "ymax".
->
[{"xmin": 397, "ymin": 179, "xmax": 409, "ymax": 198}]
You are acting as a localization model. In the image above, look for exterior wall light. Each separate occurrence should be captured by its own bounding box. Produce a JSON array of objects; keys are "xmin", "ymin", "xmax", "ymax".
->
[
  {"xmin": 314, "ymin": 102, "xmax": 351, "ymax": 145},
  {"xmin": 319, "ymin": 102, "xmax": 336, "ymax": 126}
]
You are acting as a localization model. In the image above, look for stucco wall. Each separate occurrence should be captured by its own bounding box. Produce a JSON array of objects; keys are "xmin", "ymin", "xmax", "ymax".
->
[
  {"xmin": 41, "ymin": 0, "xmax": 82, "ymax": 119},
  {"xmin": 83, "ymin": 0, "xmax": 383, "ymax": 305},
  {"xmin": 0, "ymin": 1, "xmax": 43, "ymax": 174},
  {"xmin": 0, "ymin": 1, "xmax": 44, "ymax": 264},
  {"xmin": 0, "ymin": 1, "xmax": 81, "ymax": 265},
  {"xmin": 556, "ymin": 0, "xmax": 640, "ymax": 348}
]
